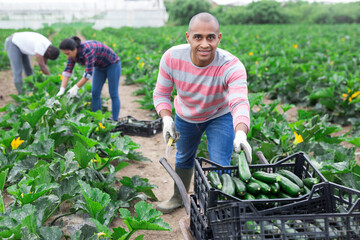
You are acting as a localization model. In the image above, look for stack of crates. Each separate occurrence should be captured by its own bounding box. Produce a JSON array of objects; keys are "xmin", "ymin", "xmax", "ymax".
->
[{"xmin": 190, "ymin": 152, "xmax": 360, "ymax": 239}]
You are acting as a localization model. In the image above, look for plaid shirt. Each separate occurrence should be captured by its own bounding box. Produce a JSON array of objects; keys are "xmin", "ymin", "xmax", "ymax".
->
[{"xmin": 62, "ymin": 40, "xmax": 120, "ymax": 79}]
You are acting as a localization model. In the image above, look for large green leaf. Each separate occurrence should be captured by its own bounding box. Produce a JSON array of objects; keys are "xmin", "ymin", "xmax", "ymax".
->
[
  {"xmin": 22, "ymin": 106, "xmax": 49, "ymax": 128},
  {"xmin": 38, "ymin": 226, "xmax": 62, "ymax": 240},
  {"xmin": 73, "ymin": 133, "xmax": 99, "ymax": 148},
  {"xmin": 78, "ymin": 180, "xmax": 111, "ymax": 224},
  {"xmin": 73, "ymin": 142, "xmax": 95, "ymax": 168},
  {"xmin": 119, "ymin": 201, "xmax": 171, "ymax": 232}
]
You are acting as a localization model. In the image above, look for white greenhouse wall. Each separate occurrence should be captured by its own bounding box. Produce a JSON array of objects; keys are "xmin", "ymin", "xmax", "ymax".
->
[{"xmin": 0, "ymin": 0, "xmax": 168, "ymax": 29}]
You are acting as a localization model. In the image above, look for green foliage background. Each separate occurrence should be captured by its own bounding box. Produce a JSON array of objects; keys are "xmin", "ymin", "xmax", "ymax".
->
[{"xmin": 165, "ymin": 0, "xmax": 360, "ymax": 25}]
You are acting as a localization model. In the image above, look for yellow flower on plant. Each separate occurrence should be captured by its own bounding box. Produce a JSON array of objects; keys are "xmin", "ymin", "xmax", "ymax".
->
[
  {"xmin": 11, "ymin": 137, "xmax": 24, "ymax": 150},
  {"xmin": 330, "ymin": 61, "xmax": 334, "ymax": 66},
  {"xmin": 93, "ymin": 33, "xmax": 96, "ymax": 37},
  {"xmin": 90, "ymin": 159, "xmax": 97, "ymax": 163},
  {"xmin": 136, "ymin": 57, "xmax": 140, "ymax": 61},
  {"xmin": 40, "ymin": 71, "xmax": 43, "ymax": 74},
  {"xmin": 99, "ymin": 122, "xmax": 105, "ymax": 129},
  {"xmin": 249, "ymin": 52, "xmax": 253, "ymax": 56},
  {"xmin": 293, "ymin": 132, "xmax": 303, "ymax": 145},
  {"xmin": 255, "ymin": 61, "xmax": 259, "ymax": 65},
  {"xmin": 140, "ymin": 62, "xmax": 145, "ymax": 68},
  {"xmin": 59, "ymin": 74, "xmax": 63, "ymax": 80},
  {"xmin": 46, "ymin": 92, "xmax": 49, "ymax": 96},
  {"xmin": 351, "ymin": 91, "xmax": 360, "ymax": 99},
  {"xmin": 112, "ymin": 43, "xmax": 116, "ymax": 48},
  {"xmin": 293, "ymin": 44, "xmax": 298, "ymax": 49},
  {"xmin": 342, "ymin": 93, "xmax": 348, "ymax": 100},
  {"xmin": 29, "ymin": 93, "xmax": 33, "ymax": 97},
  {"xmin": 341, "ymin": 38, "xmax": 345, "ymax": 42}
]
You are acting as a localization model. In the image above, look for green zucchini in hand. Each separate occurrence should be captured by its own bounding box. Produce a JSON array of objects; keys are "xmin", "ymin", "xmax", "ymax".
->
[{"xmin": 238, "ymin": 151, "xmax": 251, "ymax": 183}]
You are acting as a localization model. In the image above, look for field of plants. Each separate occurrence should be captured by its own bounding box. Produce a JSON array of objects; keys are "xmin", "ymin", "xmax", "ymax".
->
[{"xmin": 0, "ymin": 23, "xmax": 359, "ymax": 239}]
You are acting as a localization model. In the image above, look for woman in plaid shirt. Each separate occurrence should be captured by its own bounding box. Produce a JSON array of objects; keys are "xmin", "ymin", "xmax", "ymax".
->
[{"xmin": 57, "ymin": 36, "xmax": 121, "ymax": 121}]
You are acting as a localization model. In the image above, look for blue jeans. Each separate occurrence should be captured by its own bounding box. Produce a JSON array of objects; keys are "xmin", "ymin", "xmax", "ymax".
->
[
  {"xmin": 175, "ymin": 112, "xmax": 235, "ymax": 169},
  {"xmin": 92, "ymin": 62, "xmax": 121, "ymax": 121},
  {"xmin": 5, "ymin": 36, "xmax": 33, "ymax": 94}
]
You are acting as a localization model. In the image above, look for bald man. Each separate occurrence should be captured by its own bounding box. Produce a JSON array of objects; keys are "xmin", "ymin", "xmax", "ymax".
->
[{"xmin": 153, "ymin": 12, "xmax": 251, "ymax": 213}]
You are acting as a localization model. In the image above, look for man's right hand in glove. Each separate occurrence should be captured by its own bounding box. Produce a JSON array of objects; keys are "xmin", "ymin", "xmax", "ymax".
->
[
  {"xmin": 162, "ymin": 116, "xmax": 180, "ymax": 144},
  {"xmin": 56, "ymin": 87, "xmax": 66, "ymax": 96}
]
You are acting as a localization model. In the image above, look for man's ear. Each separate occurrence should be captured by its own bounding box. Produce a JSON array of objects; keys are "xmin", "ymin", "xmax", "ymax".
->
[
  {"xmin": 186, "ymin": 32, "xmax": 190, "ymax": 44},
  {"xmin": 218, "ymin": 32, "xmax": 222, "ymax": 43}
]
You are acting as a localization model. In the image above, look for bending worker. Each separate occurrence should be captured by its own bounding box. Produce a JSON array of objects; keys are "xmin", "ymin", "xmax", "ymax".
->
[
  {"xmin": 5, "ymin": 31, "xmax": 60, "ymax": 94},
  {"xmin": 57, "ymin": 36, "xmax": 121, "ymax": 121},
  {"xmin": 153, "ymin": 12, "xmax": 252, "ymax": 213}
]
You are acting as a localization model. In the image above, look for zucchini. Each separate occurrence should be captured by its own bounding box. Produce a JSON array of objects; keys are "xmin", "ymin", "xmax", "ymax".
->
[
  {"xmin": 250, "ymin": 177, "xmax": 271, "ymax": 194},
  {"xmin": 277, "ymin": 191, "xmax": 292, "ymax": 198},
  {"xmin": 246, "ymin": 180, "xmax": 261, "ymax": 195},
  {"xmin": 238, "ymin": 151, "xmax": 251, "ymax": 183},
  {"xmin": 232, "ymin": 177, "xmax": 246, "ymax": 196},
  {"xmin": 276, "ymin": 174, "xmax": 301, "ymax": 197},
  {"xmin": 269, "ymin": 182, "xmax": 280, "ymax": 195},
  {"xmin": 252, "ymin": 171, "xmax": 280, "ymax": 183},
  {"xmin": 256, "ymin": 193, "xmax": 269, "ymax": 200},
  {"xmin": 244, "ymin": 192, "xmax": 256, "ymax": 200},
  {"xmin": 277, "ymin": 169, "xmax": 304, "ymax": 188},
  {"xmin": 302, "ymin": 177, "xmax": 319, "ymax": 189},
  {"xmin": 207, "ymin": 171, "xmax": 222, "ymax": 189},
  {"xmin": 220, "ymin": 173, "xmax": 235, "ymax": 196}
]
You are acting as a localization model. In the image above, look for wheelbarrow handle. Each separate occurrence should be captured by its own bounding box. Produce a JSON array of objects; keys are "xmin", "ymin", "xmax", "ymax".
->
[
  {"xmin": 256, "ymin": 151, "xmax": 269, "ymax": 164},
  {"xmin": 159, "ymin": 157, "xmax": 190, "ymax": 215}
]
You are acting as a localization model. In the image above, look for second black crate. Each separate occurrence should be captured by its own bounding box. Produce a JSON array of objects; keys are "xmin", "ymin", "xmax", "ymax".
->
[{"xmin": 111, "ymin": 115, "xmax": 162, "ymax": 137}]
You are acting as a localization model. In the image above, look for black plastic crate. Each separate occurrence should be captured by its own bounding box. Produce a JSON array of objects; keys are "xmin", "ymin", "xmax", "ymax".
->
[
  {"xmin": 111, "ymin": 115, "xmax": 162, "ymax": 137},
  {"xmin": 194, "ymin": 152, "xmax": 327, "ymax": 214},
  {"xmin": 207, "ymin": 182, "xmax": 360, "ymax": 239},
  {"xmin": 190, "ymin": 195, "xmax": 213, "ymax": 240}
]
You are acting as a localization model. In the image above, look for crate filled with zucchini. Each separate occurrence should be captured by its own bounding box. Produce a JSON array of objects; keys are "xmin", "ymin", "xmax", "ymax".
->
[
  {"xmin": 194, "ymin": 151, "xmax": 327, "ymax": 214},
  {"xmin": 207, "ymin": 181, "xmax": 360, "ymax": 239}
]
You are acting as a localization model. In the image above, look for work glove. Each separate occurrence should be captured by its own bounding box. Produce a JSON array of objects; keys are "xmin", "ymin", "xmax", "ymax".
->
[
  {"xmin": 162, "ymin": 116, "xmax": 180, "ymax": 144},
  {"xmin": 67, "ymin": 85, "xmax": 79, "ymax": 98},
  {"xmin": 233, "ymin": 130, "xmax": 252, "ymax": 163},
  {"xmin": 56, "ymin": 87, "xmax": 66, "ymax": 96}
]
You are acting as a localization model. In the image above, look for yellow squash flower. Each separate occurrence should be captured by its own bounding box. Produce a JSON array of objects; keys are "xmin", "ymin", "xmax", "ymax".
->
[
  {"xmin": 136, "ymin": 56, "xmax": 140, "ymax": 61},
  {"xmin": 11, "ymin": 137, "xmax": 24, "ymax": 150},
  {"xmin": 99, "ymin": 122, "xmax": 105, "ymax": 129},
  {"xmin": 249, "ymin": 52, "xmax": 253, "ymax": 56},
  {"xmin": 293, "ymin": 44, "xmax": 298, "ymax": 49},
  {"xmin": 97, "ymin": 232, "xmax": 106, "ymax": 238},
  {"xmin": 293, "ymin": 132, "xmax": 303, "ymax": 145}
]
